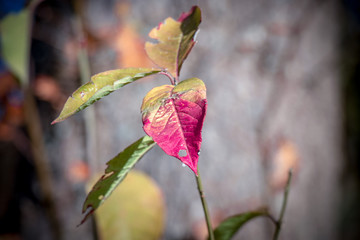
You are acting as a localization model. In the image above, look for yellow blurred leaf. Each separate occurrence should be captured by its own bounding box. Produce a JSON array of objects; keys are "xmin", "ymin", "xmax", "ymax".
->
[
  {"xmin": 0, "ymin": 10, "xmax": 31, "ymax": 85},
  {"xmin": 88, "ymin": 170, "xmax": 165, "ymax": 240}
]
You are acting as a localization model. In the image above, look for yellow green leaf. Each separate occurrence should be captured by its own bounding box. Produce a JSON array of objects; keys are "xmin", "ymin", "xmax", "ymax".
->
[
  {"xmin": 52, "ymin": 68, "xmax": 160, "ymax": 124},
  {"xmin": 0, "ymin": 9, "xmax": 31, "ymax": 85},
  {"xmin": 91, "ymin": 170, "xmax": 165, "ymax": 240},
  {"xmin": 80, "ymin": 135, "xmax": 156, "ymax": 224},
  {"xmin": 145, "ymin": 6, "xmax": 201, "ymax": 79}
]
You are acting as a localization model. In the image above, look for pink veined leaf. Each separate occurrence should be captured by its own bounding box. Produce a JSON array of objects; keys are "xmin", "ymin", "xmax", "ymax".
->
[{"xmin": 141, "ymin": 78, "xmax": 207, "ymax": 175}]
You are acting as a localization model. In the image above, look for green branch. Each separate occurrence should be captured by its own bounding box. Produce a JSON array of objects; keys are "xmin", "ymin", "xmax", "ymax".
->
[
  {"xmin": 272, "ymin": 169, "xmax": 293, "ymax": 240},
  {"xmin": 195, "ymin": 167, "xmax": 215, "ymax": 240}
]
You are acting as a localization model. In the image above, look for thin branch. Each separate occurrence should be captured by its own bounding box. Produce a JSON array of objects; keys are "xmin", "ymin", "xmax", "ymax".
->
[
  {"xmin": 265, "ymin": 212, "xmax": 278, "ymax": 226},
  {"xmin": 24, "ymin": 89, "xmax": 62, "ymax": 240},
  {"xmin": 195, "ymin": 167, "xmax": 215, "ymax": 240},
  {"xmin": 73, "ymin": 0, "xmax": 99, "ymax": 174},
  {"xmin": 272, "ymin": 169, "xmax": 293, "ymax": 240},
  {"xmin": 21, "ymin": 1, "xmax": 62, "ymax": 239},
  {"xmin": 254, "ymin": 1, "xmax": 324, "ymax": 235}
]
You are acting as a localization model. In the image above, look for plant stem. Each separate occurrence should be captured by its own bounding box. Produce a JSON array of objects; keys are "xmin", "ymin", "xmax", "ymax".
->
[
  {"xmin": 73, "ymin": 1, "xmax": 99, "ymax": 174},
  {"xmin": 160, "ymin": 71, "xmax": 176, "ymax": 85},
  {"xmin": 21, "ymin": 2, "xmax": 61, "ymax": 239},
  {"xmin": 272, "ymin": 169, "xmax": 293, "ymax": 240},
  {"xmin": 195, "ymin": 167, "xmax": 215, "ymax": 240},
  {"xmin": 24, "ymin": 89, "xmax": 62, "ymax": 240}
]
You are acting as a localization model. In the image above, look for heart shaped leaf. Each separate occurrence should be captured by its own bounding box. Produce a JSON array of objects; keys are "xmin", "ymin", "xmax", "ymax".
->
[
  {"xmin": 212, "ymin": 209, "xmax": 269, "ymax": 240},
  {"xmin": 141, "ymin": 78, "xmax": 207, "ymax": 175},
  {"xmin": 52, "ymin": 68, "xmax": 161, "ymax": 124},
  {"xmin": 80, "ymin": 135, "xmax": 156, "ymax": 224},
  {"xmin": 145, "ymin": 6, "xmax": 201, "ymax": 80}
]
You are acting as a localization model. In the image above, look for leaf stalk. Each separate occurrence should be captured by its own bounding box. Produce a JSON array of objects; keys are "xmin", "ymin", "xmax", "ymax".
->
[
  {"xmin": 160, "ymin": 70, "xmax": 176, "ymax": 85},
  {"xmin": 195, "ymin": 167, "xmax": 215, "ymax": 240}
]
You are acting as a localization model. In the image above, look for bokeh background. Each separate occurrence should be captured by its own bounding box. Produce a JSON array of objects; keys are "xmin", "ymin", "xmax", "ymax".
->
[{"xmin": 1, "ymin": 0, "xmax": 360, "ymax": 239}]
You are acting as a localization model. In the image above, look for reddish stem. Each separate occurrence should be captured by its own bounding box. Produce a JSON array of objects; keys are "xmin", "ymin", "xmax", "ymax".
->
[{"xmin": 160, "ymin": 71, "xmax": 176, "ymax": 85}]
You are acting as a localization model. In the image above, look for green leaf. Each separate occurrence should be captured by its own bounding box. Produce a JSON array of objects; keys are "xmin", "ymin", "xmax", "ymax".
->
[
  {"xmin": 145, "ymin": 6, "xmax": 201, "ymax": 79},
  {"xmin": 0, "ymin": 9, "xmax": 31, "ymax": 85},
  {"xmin": 52, "ymin": 68, "xmax": 161, "ymax": 124},
  {"xmin": 212, "ymin": 209, "xmax": 269, "ymax": 240},
  {"xmin": 93, "ymin": 170, "xmax": 165, "ymax": 240},
  {"xmin": 80, "ymin": 135, "xmax": 156, "ymax": 224}
]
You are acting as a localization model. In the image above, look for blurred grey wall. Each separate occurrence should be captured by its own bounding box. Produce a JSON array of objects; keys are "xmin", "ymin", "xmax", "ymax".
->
[{"xmin": 45, "ymin": 0, "xmax": 345, "ymax": 239}]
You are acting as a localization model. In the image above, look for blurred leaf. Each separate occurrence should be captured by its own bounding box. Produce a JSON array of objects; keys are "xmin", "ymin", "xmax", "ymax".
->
[
  {"xmin": 52, "ymin": 68, "xmax": 161, "ymax": 124},
  {"xmin": 34, "ymin": 75, "xmax": 66, "ymax": 109},
  {"xmin": 212, "ymin": 210, "xmax": 269, "ymax": 240},
  {"xmin": 80, "ymin": 135, "xmax": 156, "ymax": 224},
  {"xmin": 145, "ymin": 6, "xmax": 201, "ymax": 79},
  {"xmin": 0, "ymin": 9, "xmax": 30, "ymax": 85},
  {"xmin": 270, "ymin": 139, "xmax": 299, "ymax": 191},
  {"xmin": 92, "ymin": 170, "xmax": 165, "ymax": 240},
  {"xmin": 68, "ymin": 160, "xmax": 89, "ymax": 183},
  {"xmin": 115, "ymin": 24, "xmax": 153, "ymax": 68},
  {"xmin": 141, "ymin": 78, "xmax": 207, "ymax": 174}
]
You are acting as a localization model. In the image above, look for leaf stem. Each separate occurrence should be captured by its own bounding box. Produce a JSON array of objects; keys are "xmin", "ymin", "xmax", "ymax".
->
[
  {"xmin": 272, "ymin": 169, "xmax": 293, "ymax": 240},
  {"xmin": 174, "ymin": 75, "xmax": 179, "ymax": 85},
  {"xmin": 159, "ymin": 71, "xmax": 176, "ymax": 85},
  {"xmin": 195, "ymin": 167, "xmax": 215, "ymax": 240}
]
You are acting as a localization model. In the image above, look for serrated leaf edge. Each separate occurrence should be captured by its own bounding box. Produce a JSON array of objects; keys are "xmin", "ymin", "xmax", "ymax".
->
[{"xmin": 79, "ymin": 136, "xmax": 156, "ymax": 225}]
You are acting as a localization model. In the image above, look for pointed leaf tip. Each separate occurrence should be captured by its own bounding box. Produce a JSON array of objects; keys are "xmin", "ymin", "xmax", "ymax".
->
[
  {"xmin": 212, "ymin": 209, "xmax": 269, "ymax": 240},
  {"xmin": 178, "ymin": 6, "xmax": 202, "ymax": 23},
  {"xmin": 52, "ymin": 68, "xmax": 160, "ymax": 123},
  {"xmin": 141, "ymin": 78, "xmax": 207, "ymax": 174},
  {"xmin": 79, "ymin": 136, "xmax": 156, "ymax": 225}
]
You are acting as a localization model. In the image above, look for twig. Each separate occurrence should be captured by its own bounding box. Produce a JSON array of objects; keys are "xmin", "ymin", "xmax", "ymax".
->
[
  {"xmin": 21, "ymin": 1, "xmax": 62, "ymax": 239},
  {"xmin": 255, "ymin": 1, "xmax": 324, "ymax": 235},
  {"xmin": 195, "ymin": 167, "xmax": 215, "ymax": 240},
  {"xmin": 73, "ymin": 1, "xmax": 99, "ymax": 174},
  {"xmin": 24, "ymin": 89, "xmax": 62, "ymax": 240},
  {"xmin": 272, "ymin": 169, "xmax": 293, "ymax": 240}
]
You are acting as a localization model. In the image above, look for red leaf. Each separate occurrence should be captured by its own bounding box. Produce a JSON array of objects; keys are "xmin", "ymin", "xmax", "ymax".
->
[{"xmin": 141, "ymin": 78, "xmax": 207, "ymax": 174}]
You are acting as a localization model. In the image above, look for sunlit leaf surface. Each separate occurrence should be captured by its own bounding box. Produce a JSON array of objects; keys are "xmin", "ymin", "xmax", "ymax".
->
[
  {"xmin": 52, "ymin": 68, "xmax": 160, "ymax": 123},
  {"xmin": 93, "ymin": 170, "xmax": 165, "ymax": 240},
  {"xmin": 141, "ymin": 78, "xmax": 207, "ymax": 174},
  {"xmin": 80, "ymin": 135, "xmax": 156, "ymax": 224},
  {"xmin": 145, "ymin": 6, "xmax": 201, "ymax": 79}
]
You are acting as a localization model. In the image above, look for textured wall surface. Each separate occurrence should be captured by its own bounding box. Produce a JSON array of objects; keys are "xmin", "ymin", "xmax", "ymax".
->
[{"xmin": 37, "ymin": 0, "xmax": 343, "ymax": 239}]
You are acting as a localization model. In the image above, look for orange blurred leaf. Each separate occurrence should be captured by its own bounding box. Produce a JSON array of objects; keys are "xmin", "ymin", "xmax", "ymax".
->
[
  {"xmin": 34, "ymin": 75, "xmax": 65, "ymax": 109},
  {"xmin": 68, "ymin": 161, "xmax": 90, "ymax": 183},
  {"xmin": 114, "ymin": 24, "xmax": 153, "ymax": 68},
  {"xmin": 269, "ymin": 139, "xmax": 299, "ymax": 191}
]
